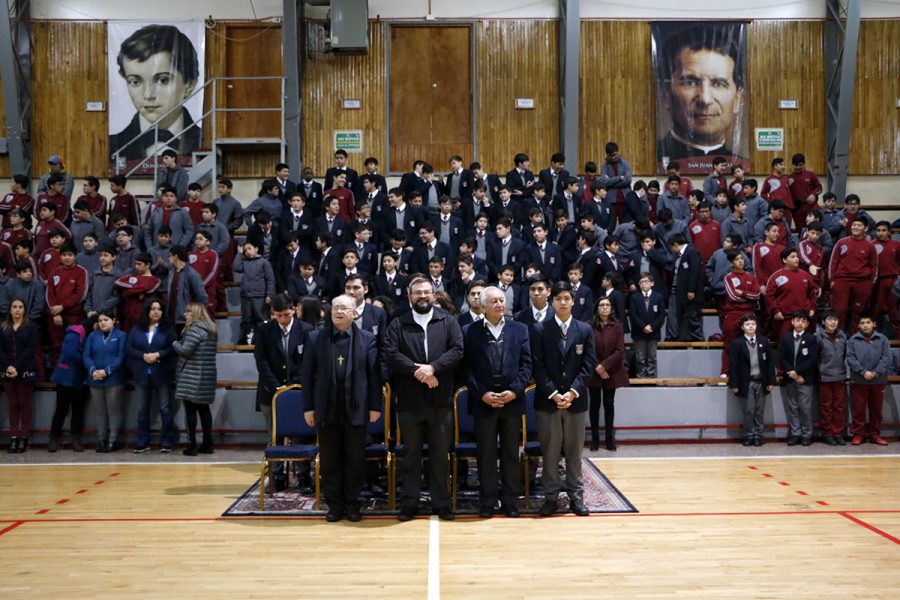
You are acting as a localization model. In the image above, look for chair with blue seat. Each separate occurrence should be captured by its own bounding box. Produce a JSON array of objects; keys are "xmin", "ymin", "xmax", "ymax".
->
[
  {"xmin": 259, "ymin": 384, "xmax": 320, "ymax": 510},
  {"xmin": 365, "ymin": 384, "xmax": 394, "ymax": 509},
  {"xmin": 520, "ymin": 384, "xmax": 540, "ymax": 508},
  {"xmin": 451, "ymin": 387, "xmax": 477, "ymax": 511}
]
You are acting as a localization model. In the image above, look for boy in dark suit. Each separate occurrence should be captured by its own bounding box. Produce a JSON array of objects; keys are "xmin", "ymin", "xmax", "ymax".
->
[
  {"xmin": 728, "ymin": 314, "xmax": 777, "ymax": 446},
  {"xmin": 531, "ymin": 281, "xmax": 598, "ymax": 516},
  {"xmin": 567, "ymin": 263, "xmax": 595, "ymax": 322},
  {"xmin": 628, "ymin": 272, "xmax": 666, "ymax": 378},
  {"xmin": 778, "ymin": 311, "xmax": 820, "ymax": 446},
  {"xmin": 505, "ymin": 153, "xmax": 535, "ymax": 199}
]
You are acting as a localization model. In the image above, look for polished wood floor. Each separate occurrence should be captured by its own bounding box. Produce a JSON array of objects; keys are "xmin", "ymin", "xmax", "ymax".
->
[{"xmin": 2, "ymin": 456, "xmax": 899, "ymax": 598}]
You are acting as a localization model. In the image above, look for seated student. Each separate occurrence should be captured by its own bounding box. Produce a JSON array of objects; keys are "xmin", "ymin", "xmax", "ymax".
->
[
  {"xmin": 778, "ymin": 311, "xmax": 819, "ymax": 446},
  {"xmin": 233, "ymin": 240, "xmax": 275, "ymax": 345},
  {"xmin": 567, "ymin": 262, "xmax": 595, "ymax": 323},
  {"xmin": 76, "ymin": 232, "xmax": 101, "ymax": 276},
  {"xmin": 286, "ymin": 257, "xmax": 325, "ymax": 301},
  {"xmin": 846, "ymin": 312, "xmax": 892, "ymax": 446},
  {"xmin": 728, "ymin": 314, "xmax": 776, "ymax": 446},
  {"xmin": 628, "ymin": 272, "xmax": 666, "ymax": 378},
  {"xmin": 85, "ymin": 246, "xmax": 119, "ymax": 320},
  {"xmin": 70, "ymin": 200, "xmax": 106, "ymax": 254}
]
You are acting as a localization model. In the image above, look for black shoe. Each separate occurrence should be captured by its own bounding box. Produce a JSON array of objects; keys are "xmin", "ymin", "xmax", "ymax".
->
[
  {"xmin": 182, "ymin": 446, "xmax": 198, "ymax": 456},
  {"xmin": 539, "ymin": 499, "xmax": 558, "ymax": 517},
  {"xmin": 8, "ymin": 438, "xmax": 17, "ymax": 453},
  {"xmin": 325, "ymin": 509, "xmax": 344, "ymax": 523},
  {"xmin": 605, "ymin": 439, "xmax": 617, "ymax": 451},
  {"xmin": 753, "ymin": 438, "xmax": 764, "ymax": 447},
  {"xmin": 787, "ymin": 436, "xmax": 801, "ymax": 446},
  {"xmin": 590, "ymin": 438, "xmax": 600, "ymax": 452},
  {"xmin": 346, "ymin": 509, "xmax": 362, "ymax": 523},
  {"xmin": 397, "ymin": 506, "xmax": 417, "ymax": 522},
  {"xmin": 478, "ymin": 506, "xmax": 495, "ymax": 519},
  {"xmin": 134, "ymin": 446, "xmax": 151, "ymax": 454},
  {"xmin": 71, "ymin": 439, "xmax": 84, "ymax": 453},
  {"xmin": 272, "ymin": 477, "xmax": 288, "ymax": 492},
  {"xmin": 834, "ymin": 436, "xmax": 846, "ymax": 446},
  {"xmin": 108, "ymin": 441, "xmax": 120, "ymax": 452},
  {"xmin": 823, "ymin": 436, "xmax": 837, "ymax": 446},
  {"xmin": 742, "ymin": 438, "xmax": 753, "ymax": 447},
  {"xmin": 437, "ymin": 509, "xmax": 455, "ymax": 521},
  {"xmin": 96, "ymin": 440, "xmax": 109, "ymax": 453},
  {"xmin": 369, "ymin": 483, "xmax": 386, "ymax": 495},
  {"xmin": 17, "ymin": 438, "xmax": 27, "ymax": 453},
  {"xmin": 502, "ymin": 505, "xmax": 520, "ymax": 518},
  {"xmin": 801, "ymin": 438, "xmax": 812, "ymax": 447},
  {"xmin": 197, "ymin": 444, "xmax": 214, "ymax": 455},
  {"xmin": 570, "ymin": 498, "xmax": 590, "ymax": 516},
  {"xmin": 48, "ymin": 437, "xmax": 58, "ymax": 453}
]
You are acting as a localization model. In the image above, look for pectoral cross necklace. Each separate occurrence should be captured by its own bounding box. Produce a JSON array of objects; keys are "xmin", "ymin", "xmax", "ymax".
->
[{"xmin": 337, "ymin": 354, "xmax": 345, "ymax": 366}]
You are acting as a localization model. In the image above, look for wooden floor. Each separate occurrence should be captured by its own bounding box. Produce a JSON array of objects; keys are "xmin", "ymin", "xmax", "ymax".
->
[{"xmin": 2, "ymin": 456, "xmax": 900, "ymax": 598}]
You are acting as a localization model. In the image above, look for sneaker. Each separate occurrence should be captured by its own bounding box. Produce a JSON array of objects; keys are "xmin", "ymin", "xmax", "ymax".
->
[
  {"xmin": 71, "ymin": 440, "xmax": 84, "ymax": 453},
  {"xmin": 133, "ymin": 446, "xmax": 151, "ymax": 454},
  {"xmin": 851, "ymin": 436, "xmax": 863, "ymax": 446},
  {"xmin": 869, "ymin": 435, "xmax": 889, "ymax": 446},
  {"xmin": 159, "ymin": 446, "xmax": 173, "ymax": 453}
]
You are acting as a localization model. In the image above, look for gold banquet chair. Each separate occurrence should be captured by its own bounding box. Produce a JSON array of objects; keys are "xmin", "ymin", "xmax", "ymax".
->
[
  {"xmin": 520, "ymin": 384, "xmax": 540, "ymax": 508},
  {"xmin": 365, "ymin": 384, "xmax": 394, "ymax": 509},
  {"xmin": 259, "ymin": 384, "xmax": 320, "ymax": 510}
]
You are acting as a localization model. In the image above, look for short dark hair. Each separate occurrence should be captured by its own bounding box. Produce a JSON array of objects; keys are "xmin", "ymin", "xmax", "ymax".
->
[
  {"xmin": 661, "ymin": 24, "xmax": 744, "ymax": 89},
  {"xmin": 117, "ymin": 24, "xmax": 199, "ymax": 83},
  {"xmin": 169, "ymin": 245, "xmax": 189, "ymax": 262},
  {"xmin": 550, "ymin": 280, "xmax": 574, "ymax": 300}
]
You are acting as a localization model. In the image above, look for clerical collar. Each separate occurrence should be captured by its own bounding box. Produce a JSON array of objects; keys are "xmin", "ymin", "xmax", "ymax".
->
[{"xmin": 670, "ymin": 130, "xmax": 725, "ymax": 154}]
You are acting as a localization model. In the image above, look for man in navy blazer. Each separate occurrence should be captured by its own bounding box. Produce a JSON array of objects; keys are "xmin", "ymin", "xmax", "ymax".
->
[
  {"xmin": 464, "ymin": 286, "xmax": 532, "ymax": 518},
  {"xmin": 302, "ymin": 294, "xmax": 382, "ymax": 522},
  {"xmin": 254, "ymin": 294, "xmax": 314, "ymax": 490},
  {"xmin": 778, "ymin": 312, "xmax": 820, "ymax": 446},
  {"xmin": 531, "ymin": 281, "xmax": 597, "ymax": 516}
]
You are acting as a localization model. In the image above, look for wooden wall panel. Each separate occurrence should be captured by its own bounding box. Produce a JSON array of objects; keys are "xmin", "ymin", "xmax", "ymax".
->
[
  {"xmin": 475, "ymin": 20, "xmax": 559, "ymax": 175},
  {"xmin": 850, "ymin": 20, "xmax": 900, "ymax": 175},
  {"xmin": 579, "ymin": 21, "xmax": 655, "ymax": 174},
  {"xmin": 747, "ymin": 21, "xmax": 825, "ymax": 176},
  {"xmin": 31, "ymin": 21, "xmax": 108, "ymax": 180},
  {"xmin": 301, "ymin": 21, "xmax": 386, "ymax": 177}
]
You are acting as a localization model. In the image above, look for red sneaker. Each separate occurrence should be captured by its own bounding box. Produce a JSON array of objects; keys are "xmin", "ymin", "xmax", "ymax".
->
[
  {"xmin": 869, "ymin": 435, "xmax": 889, "ymax": 446},
  {"xmin": 851, "ymin": 436, "xmax": 863, "ymax": 445}
]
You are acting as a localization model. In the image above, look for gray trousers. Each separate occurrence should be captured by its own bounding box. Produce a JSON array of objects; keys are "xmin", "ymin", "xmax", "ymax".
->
[
  {"xmin": 90, "ymin": 385, "xmax": 125, "ymax": 443},
  {"xmin": 536, "ymin": 408, "xmax": 587, "ymax": 500},
  {"xmin": 633, "ymin": 339, "xmax": 658, "ymax": 378},
  {"xmin": 782, "ymin": 381, "xmax": 813, "ymax": 439},
  {"xmin": 739, "ymin": 381, "xmax": 766, "ymax": 440}
]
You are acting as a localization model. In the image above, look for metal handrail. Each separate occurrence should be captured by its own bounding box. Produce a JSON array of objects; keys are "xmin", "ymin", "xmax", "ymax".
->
[{"xmin": 112, "ymin": 75, "xmax": 286, "ymax": 183}]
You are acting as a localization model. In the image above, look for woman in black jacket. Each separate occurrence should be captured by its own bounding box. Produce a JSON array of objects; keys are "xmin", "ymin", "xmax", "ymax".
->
[{"xmin": 0, "ymin": 298, "xmax": 39, "ymax": 452}]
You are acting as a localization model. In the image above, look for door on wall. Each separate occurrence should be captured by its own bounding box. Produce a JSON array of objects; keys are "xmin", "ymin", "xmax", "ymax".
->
[
  {"xmin": 389, "ymin": 25, "xmax": 473, "ymax": 174},
  {"xmin": 224, "ymin": 24, "xmax": 283, "ymax": 138}
]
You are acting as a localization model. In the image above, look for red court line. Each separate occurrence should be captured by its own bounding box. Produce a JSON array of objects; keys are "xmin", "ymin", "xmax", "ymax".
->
[
  {"xmin": 0, "ymin": 521, "xmax": 25, "ymax": 536},
  {"xmin": 762, "ymin": 473, "xmax": 773, "ymax": 478},
  {"xmin": 34, "ymin": 509, "xmax": 49, "ymax": 515},
  {"xmin": 93, "ymin": 480, "xmax": 105, "ymax": 485},
  {"xmin": 796, "ymin": 491, "xmax": 808, "ymax": 496},
  {"xmin": 55, "ymin": 499, "xmax": 70, "ymax": 505},
  {"xmin": 816, "ymin": 501, "xmax": 829, "ymax": 506},
  {"xmin": 778, "ymin": 481, "xmax": 790, "ymax": 486},
  {"xmin": 839, "ymin": 512, "xmax": 900, "ymax": 546},
  {"xmin": 76, "ymin": 489, "xmax": 88, "ymax": 494}
]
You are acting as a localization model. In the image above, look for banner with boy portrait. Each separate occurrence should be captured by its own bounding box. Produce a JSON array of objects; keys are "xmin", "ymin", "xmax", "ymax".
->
[
  {"xmin": 108, "ymin": 21, "xmax": 206, "ymax": 173},
  {"xmin": 652, "ymin": 22, "xmax": 749, "ymax": 175}
]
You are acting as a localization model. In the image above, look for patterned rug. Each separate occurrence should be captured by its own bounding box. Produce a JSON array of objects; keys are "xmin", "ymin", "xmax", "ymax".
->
[{"xmin": 222, "ymin": 458, "xmax": 637, "ymax": 517}]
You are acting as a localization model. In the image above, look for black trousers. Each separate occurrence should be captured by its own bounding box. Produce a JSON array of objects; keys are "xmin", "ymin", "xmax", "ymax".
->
[
  {"xmin": 588, "ymin": 386, "xmax": 617, "ymax": 437},
  {"xmin": 184, "ymin": 400, "xmax": 212, "ymax": 447},
  {"xmin": 397, "ymin": 406, "xmax": 452, "ymax": 510},
  {"xmin": 51, "ymin": 385, "xmax": 87, "ymax": 440},
  {"xmin": 474, "ymin": 411, "xmax": 522, "ymax": 509},
  {"xmin": 318, "ymin": 407, "xmax": 367, "ymax": 512}
]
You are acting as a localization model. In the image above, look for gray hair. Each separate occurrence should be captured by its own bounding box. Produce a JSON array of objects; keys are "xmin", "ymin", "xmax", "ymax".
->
[{"xmin": 479, "ymin": 285, "xmax": 505, "ymax": 307}]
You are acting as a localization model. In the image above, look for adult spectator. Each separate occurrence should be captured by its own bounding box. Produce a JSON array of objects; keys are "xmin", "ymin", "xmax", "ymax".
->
[
  {"xmin": 83, "ymin": 310, "xmax": 128, "ymax": 453},
  {"xmin": 0, "ymin": 299, "xmax": 39, "ymax": 453},
  {"xmin": 48, "ymin": 319, "xmax": 89, "ymax": 452},
  {"xmin": 384, "ymin": 276, "xmax": 464, "ymax": 522},
  {"xmin": 464, "ymin": 286, "xmax": 532, "ymax": 518},
  {"xmin": 302, "ymin": 294, "xmax": 381, "ymax": 522},
  {"xmin": 588, "ymin": 296, "xmax": 628, "ymax": 452},
  {"xmin": 173, "ymin": 302, "xmax": 218, "ymax": 456}
]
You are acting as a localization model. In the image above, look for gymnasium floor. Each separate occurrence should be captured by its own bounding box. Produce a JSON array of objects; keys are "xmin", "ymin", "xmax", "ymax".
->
[{"xmin": 2, "ymin": 445, "xmax": 899, "ymax": 599}]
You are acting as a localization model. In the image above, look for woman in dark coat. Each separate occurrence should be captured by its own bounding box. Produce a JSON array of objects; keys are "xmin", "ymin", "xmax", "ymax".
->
[
  {"xmin": 127, "ymin": 298, "xmax": 177, "ymax": 453},
  {"xmin": 48, "ymin": 319, "xmax": 89, "ymax": 452},
  {"xmin": 587, "ymin": 296, "xmax": 628, "ymax": 451},
  {"xmin": 0, "ymin": 298, "xmax": 39, "ymax": 452},
  {"xmin": 173, "ymin": 302, "xmax": 218, "ymax": 455}
]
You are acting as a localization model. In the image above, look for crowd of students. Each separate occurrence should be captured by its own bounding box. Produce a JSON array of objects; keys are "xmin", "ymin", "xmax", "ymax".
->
[{"xmin": 0, "ymin": 145, "xmax": 897, "ymax": 454}]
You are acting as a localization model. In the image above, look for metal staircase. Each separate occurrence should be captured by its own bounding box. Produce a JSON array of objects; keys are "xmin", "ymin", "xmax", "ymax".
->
[{"xmin": 113, "ymin": 76, "xmax": 286, "ymax": 190}]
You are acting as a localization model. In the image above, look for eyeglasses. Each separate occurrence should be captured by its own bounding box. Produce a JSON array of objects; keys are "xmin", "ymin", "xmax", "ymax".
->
[
  {"xmin": 410, "ymin": 290, "xmax": 433, "ymax": 297},
  {"xmin": 332, "ymin": 306, "xmax": 354, "ymax": 313}
]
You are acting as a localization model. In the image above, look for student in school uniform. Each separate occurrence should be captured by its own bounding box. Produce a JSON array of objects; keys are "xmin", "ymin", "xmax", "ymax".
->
[{"xmin": 728, "ymin": 314, "xmax": 777, "ymax": 447}]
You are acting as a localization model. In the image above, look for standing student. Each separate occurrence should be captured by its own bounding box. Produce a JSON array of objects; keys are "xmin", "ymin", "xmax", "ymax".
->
[
  {"xmin": 815, "ymin": 310, "xmax": 848, "ymax": 446},
  {"xmin": 83, "ymin": 310, "xmax": 128, "ymax": 453},
  {"xmin": 173, "ymin": 303, "xmax": 218, "ymax": 455},
  {"xmin": 588, "ymin": 297, "xmax": 628, "ymax": 452},
  {"xmin": 846, "ymin": 313, "xmax": 892, "ymax": 446},
  {"xmin": 128, "ymin": 299, "xmax": 177, "ymax": 453},
  {"xmin": 531, "ymin": 281, "xmax": 597, "ymax": 516},
  {"xmin": 234, "ymin": 240, "xmax": 275, "ymax": 344},
  {"xmin": 302, "ymin": 294, "xmax": 381, "ymax": 523},
  {"xmin": 48, "ymin": 320, "xmax": 89, "ymax": 452},
  {"xmin": 0, "ymin": 299, "xmax": 39, "ymax": 452},
  {"xmin": 778, "ymin": 312, "xmax": 819, "ymax": 446},
  {"xmin": 629, "ymin": 273, "xmax": 666, "ymax": 378},
  {"xmin": 667, "ymin": 234, "xmax": 704, "ymax": 342},
  {"xmin": 728, "ymin": 314, "xmax": 776, "ymax": 446}
]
